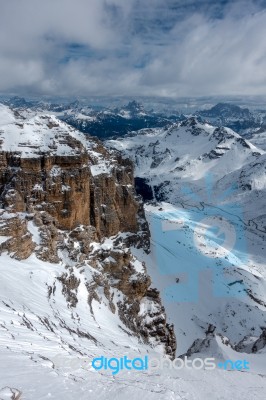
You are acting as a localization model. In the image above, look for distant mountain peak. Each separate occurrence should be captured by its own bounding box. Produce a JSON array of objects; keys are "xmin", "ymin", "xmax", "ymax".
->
[
  {"xmin": 180, "ymin": 116, "xmax": 203, "ymax": 127},
  {"xmin": 5, "ymin": 96, "xmax": 28, "ymax": 107},
  {"xmin": 200, "ymin": 102, "xmax": 251, "ymax": 119},
  {"xmin": 123, "ymin": 100, "xmax": 145, "ymax": 113}
]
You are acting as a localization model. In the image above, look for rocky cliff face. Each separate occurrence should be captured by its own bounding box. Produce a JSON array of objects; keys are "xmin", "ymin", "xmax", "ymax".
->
[
  {"xmin": 0, "ymin": 117, "xmax": 140, "ymax": 236},
  {"xmin": 0, "ymin": 105, "xmax": 176, "ymax": 359}
]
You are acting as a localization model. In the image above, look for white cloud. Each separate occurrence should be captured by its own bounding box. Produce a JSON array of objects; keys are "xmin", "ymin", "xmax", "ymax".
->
[{"xmin": 0, "ymin": 0, "xmax": 266, "ymax": 97}]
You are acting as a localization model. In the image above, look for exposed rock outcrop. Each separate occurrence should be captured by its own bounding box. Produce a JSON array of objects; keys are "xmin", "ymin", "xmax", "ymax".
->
[
  {"xmin": 0, "ymin": 147, "xmax": 139, "ymax": 236},
  {"xmin": 0, "ymin": 105, "xmax": 176, "ymax": 358}
]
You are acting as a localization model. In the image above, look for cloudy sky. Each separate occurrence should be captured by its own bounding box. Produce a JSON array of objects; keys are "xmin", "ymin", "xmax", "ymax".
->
[{"xmin": 1, "ymin": 0, "xmax": 266, "ymax": 97}]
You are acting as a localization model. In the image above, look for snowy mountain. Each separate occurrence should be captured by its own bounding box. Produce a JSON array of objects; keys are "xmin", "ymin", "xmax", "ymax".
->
[
  {"xmin": 1, "ymin": 104, "xmax": 266, "ymax": 399},
  {"xmin": 107, "ymin": 117, "xmax": 266, "ymax": 377},
  {"xmin": 107, "ymin": 117, "xmax": 264, "ymax": 202},
  {"xmin": 199, "ymin": 102, "xmax": 252, "ymax": 120},
  {"xmin": 107, "ymin": 117, "xmax": 266, "ymax": 243},
  {"xmin": 197, "ymin": 102, "xmax": 266, "ymax": 135},
  {"xmin": 2, "ymin": 97, "xmax": 180, "ymax": 140},
  {"xmin": 0, "ymin": 104, "xmax": 178, "ymax": 399},
  {"xmin": 114, "ymin": 100, "xmax": 147, "ymax": 118},
  {"xmin": 4, "ymin": 96, "xmax": 266, "ymax": 140}
]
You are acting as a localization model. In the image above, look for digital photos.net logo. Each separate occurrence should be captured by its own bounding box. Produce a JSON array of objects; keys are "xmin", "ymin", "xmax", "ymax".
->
[
  {"xmin": 49, "ymin": 354, "xmax": 251, "ymax": 375},
  {"xmin": 150, "ymin": 174, "xmax": 248, "ymax": 302},
  {"xmin": 90, "ymin": 355, "xmax": 250, "ymax": 375}
]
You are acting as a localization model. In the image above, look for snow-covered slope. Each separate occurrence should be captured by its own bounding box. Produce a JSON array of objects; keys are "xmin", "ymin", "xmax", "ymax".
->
[
  {"xmin": 249, "ymin": 129, "xmax": 266, "ymax": 151},
  {"xmin": 107, "ymin": 117, "xmax": 266, "ymax": 396},
  {"xmin": 1, "ymin": 107, "xmax": 266, "ymax": 399},
  {"xmin": 134, "ymin": 202, "xmax": 266, "ymax": 354},
  {"xmin": 107, "ymin": 117, "xmax": 264, "ymax": 202},
  {"xmin": 0, "ymin": 105, "xmax": 175, "ymax": 399},
  {"xmin": 1, "ymin": 243, "xmax": 266, "ymax": 400},
  {"xmin": 0, "ymin": 244, "xmax": 167, "ymax": 399},
  {"xmin": 0, "ymin": 104, "xmax": 93, "ymax": 158},
  {"xmin": 213, "ymin": 153, "xmax": 266, "ymax": 232}
]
